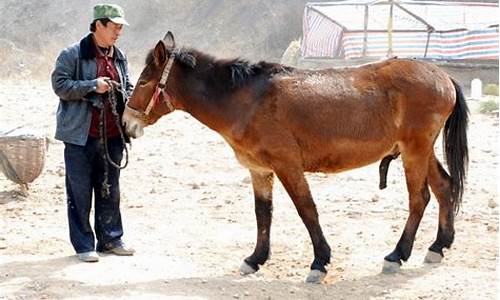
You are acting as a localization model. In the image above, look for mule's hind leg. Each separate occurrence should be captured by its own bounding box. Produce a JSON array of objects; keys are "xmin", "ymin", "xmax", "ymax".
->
[
  {"xmin": 383, "ymin": 151, "xmax": 431, "ymax": 273},
  {"xmin": 274, "ymin": 168, "xmax": 331, "ymax": 283},
  {"xmin": 425, "ymin": 155, "xmax": 455, "ymax": 263},
  {"xmin": 240, "ymin": 170, "xmax": 274, "ymax": 275}
]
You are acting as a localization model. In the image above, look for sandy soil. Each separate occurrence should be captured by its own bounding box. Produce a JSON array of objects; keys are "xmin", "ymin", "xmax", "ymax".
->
[{"xmin": 0, "ymin": 80, "xmax": 498, "ymax": 299}]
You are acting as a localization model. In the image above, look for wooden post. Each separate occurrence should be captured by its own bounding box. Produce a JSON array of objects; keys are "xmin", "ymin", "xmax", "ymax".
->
[
  {"xmin": 387, "ymin": 0, "xmax": 394, "ymax": 57},
  {"xmin": 363, "ymin": 4, "xmax": 369, "ymax": 57}
]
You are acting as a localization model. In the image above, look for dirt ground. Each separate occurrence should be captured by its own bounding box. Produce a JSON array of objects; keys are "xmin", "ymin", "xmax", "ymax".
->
[{"xmin": 0, "ymin": 80, "xmax": 498, "ymax": 299}]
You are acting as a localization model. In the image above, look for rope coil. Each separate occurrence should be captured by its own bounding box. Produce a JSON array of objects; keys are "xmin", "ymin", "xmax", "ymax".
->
[{"xmin": 99, "ymin": 80, "xmax": 130, "ymax": 198}]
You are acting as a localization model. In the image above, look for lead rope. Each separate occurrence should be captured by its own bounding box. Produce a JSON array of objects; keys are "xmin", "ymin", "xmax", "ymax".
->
[{"xmin": 99, "ymin": 80, "xmax": 130, "ymax": 198}]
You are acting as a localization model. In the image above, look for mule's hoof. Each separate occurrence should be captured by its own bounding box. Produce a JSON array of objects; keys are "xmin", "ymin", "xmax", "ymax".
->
[
  {"xmin": 382, "ymin": 260, "xmax": 401, "ymax": 274},
  {"xmin": 424, "ymin": 250, "xmax": 443, "ymax": 264},
  {"xmin": 305, "ymin": 270, "xmax": 326, "ymax": 284},
  {"xmin": 240, "ymin": 261, "xmax": 257, "ymax": 275}
]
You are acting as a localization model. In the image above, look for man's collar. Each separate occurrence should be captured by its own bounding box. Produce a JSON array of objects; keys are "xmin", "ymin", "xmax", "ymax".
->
[
  {"xmin": 92, "ymin": 34, "xmax": 114, "ymax": 58},
  {"xmin": 79, "ymin": 33, "xmax": 125, "ymax": 61}
]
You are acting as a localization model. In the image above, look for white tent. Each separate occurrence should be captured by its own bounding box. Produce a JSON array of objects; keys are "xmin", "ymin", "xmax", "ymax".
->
[{"xmin": 301, "ymin": 0, "xmax": 499, "ymax": 60}]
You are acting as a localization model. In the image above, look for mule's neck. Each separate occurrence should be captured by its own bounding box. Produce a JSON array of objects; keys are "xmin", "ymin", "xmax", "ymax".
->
[{"xmin": 169, "ymin": 65, "xmax": 260, "ymax": 139}]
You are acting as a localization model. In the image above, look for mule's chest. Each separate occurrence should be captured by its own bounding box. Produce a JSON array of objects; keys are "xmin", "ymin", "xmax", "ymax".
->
[
  {"xmin": 221, "ymin": 136, "xmax": 272, "ymax": 172},
  {"xmin": 233, "ymin": 149, "xmax": 273, "ymax": 173}
]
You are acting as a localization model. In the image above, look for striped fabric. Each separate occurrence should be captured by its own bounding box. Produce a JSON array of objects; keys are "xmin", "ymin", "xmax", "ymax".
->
[
  {"xmin": 301, "ymin": 7, "xmax": 344, "ymax": 58},
  {"xmin": 343, "ymin": 27, "xmax": 499, "ymax": 59},
  {"xmin": 301, "ymin": 1, "xmax": 499, "ymax": 60}
]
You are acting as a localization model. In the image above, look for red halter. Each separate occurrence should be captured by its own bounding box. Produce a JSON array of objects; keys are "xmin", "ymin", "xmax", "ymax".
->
[{"xmin": 143, "ymin": 51, "xmax": 176, "ymax": 116}]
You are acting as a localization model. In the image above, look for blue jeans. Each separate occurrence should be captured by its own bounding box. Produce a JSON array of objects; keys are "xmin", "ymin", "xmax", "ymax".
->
[{"xmin": 64, "ymin": 137, "xmax": 124, "ymax": 253}]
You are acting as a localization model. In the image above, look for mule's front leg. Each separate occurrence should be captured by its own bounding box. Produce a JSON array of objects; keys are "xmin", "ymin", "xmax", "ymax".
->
[
  {"xmin": 275, "ymin": 169, "xmax": 331, "ymax": 284},
  {"xmin": 240, "ymin": 170, "xmax": 274, "ymax": 275}
]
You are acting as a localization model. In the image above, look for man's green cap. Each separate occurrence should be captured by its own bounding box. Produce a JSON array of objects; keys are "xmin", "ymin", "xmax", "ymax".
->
[{"xmin": 93, "ymin": 4, "xmax": 129, "ymax": 25}]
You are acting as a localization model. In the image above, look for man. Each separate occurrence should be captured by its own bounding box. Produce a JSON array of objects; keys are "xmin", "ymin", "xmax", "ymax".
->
[{"xmin": 51, "ymin": 3, "xmax": 134, "ymax": 262}]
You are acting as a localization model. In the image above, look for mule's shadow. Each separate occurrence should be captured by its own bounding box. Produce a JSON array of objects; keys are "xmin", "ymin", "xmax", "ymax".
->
[{"xmin": 0, "ymin": 255, "xmax": 436, "ymax": 299}]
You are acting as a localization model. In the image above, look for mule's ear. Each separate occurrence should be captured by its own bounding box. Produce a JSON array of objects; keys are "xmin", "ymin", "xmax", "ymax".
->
[
  {"xmin": 153, "ymin": 40, "xmax": 167, "ymax": 66},
  {"xmin": 163, "ymin": 31, "xmax": 175, "ymax": 49}
]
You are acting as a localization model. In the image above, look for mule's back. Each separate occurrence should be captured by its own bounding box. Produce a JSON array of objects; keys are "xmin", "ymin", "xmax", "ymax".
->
[{"xmin": 242, "ymin": 59, "xmax": 456, "ymax": 173}]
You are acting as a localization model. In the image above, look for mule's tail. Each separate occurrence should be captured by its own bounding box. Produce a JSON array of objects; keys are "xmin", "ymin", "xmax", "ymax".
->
[{"xmin": 444, "ymin": 78, "xmax": 469, "ymax": 214}]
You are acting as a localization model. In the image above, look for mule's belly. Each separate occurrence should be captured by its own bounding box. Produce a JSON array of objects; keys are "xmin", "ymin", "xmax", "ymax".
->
[
  {"xmin": 302, "ymin": 140, "xmax": 398, "ymax": 173},
  {"xmin": 229, "ymin": 136, "xmax": 397, "ymax": 175}
]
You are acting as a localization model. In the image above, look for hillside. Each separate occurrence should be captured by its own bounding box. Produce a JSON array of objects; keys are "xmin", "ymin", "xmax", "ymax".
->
[{"xmin": 0, "ymin": 0, "xmax": 320, "ymax": 80}]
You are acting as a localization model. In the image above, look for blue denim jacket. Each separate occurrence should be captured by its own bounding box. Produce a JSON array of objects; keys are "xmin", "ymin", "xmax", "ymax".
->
[{"xmin": 51, "ymin": 33, "xmax": 134, "ymax": 146}]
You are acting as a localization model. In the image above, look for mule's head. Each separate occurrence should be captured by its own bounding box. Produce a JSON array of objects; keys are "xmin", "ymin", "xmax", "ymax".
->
[{"xmin": 123, "ymin": 31, "xmax": 181, "ymax": 138}]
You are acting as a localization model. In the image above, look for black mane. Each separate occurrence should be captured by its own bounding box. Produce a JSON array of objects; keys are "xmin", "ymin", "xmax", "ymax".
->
[{"xmin": 145, "ymin": 47, "xmax": 294, "ymax": 89}]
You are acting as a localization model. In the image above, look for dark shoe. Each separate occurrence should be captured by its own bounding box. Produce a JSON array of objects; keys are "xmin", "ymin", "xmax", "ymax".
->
[{"xmin": 100, "ymin": 241, "xmax": 135, "ymax": 256}]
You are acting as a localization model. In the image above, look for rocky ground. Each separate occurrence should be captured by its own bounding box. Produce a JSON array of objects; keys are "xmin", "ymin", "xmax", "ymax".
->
[{"xmin": 0, "ymin": 80, "xmax": 498, "ymax": 299}]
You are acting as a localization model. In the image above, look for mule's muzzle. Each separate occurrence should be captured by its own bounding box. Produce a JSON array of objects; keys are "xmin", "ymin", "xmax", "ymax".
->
[
  {"xmin": 122, "ymin": 107, "xmax": 146, "ymax": 138},
  {"xmin": 124, "ymin": 121, "xmax": 144, "ymax": 139}
]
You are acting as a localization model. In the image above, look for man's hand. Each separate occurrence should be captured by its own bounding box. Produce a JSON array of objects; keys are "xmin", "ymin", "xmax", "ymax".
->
[{"xmin": 96, "ymin": 77, "xmax": 111, "ymax": 94}]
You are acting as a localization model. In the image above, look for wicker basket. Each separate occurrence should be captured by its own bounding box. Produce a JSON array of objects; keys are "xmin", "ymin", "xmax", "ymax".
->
[{"xmin": 0, "ymin": 134, "xmax": 46, "ymax": 184}]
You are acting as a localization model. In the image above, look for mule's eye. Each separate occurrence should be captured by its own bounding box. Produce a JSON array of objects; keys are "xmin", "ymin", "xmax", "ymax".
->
[{"xmin": 138, "ymin": 80, "xmax": 147, "ymax": 86}]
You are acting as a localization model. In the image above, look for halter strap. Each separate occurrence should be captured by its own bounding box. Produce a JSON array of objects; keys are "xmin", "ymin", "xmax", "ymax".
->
[
  {"xmin": 124, "ymin": 104, "xmax": 153, "ymax": 124},
  {"xmin": 144, "ymin": 51, "xmax": 176, "ymax": 115},
  {"xmin": 159, "ymin": 50, "xmax": 176, "ymax": 88}
]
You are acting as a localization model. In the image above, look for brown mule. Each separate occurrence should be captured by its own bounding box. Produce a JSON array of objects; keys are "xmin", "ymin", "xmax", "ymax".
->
[{"xmin": 123, "ymin": 32, "xmax": 468, "ymax": 283}]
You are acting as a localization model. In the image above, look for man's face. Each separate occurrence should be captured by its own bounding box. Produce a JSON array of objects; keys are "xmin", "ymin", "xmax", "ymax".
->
[{"xmin": 95, "ymin": 20, "xmax": 124, "ymax": 47}]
